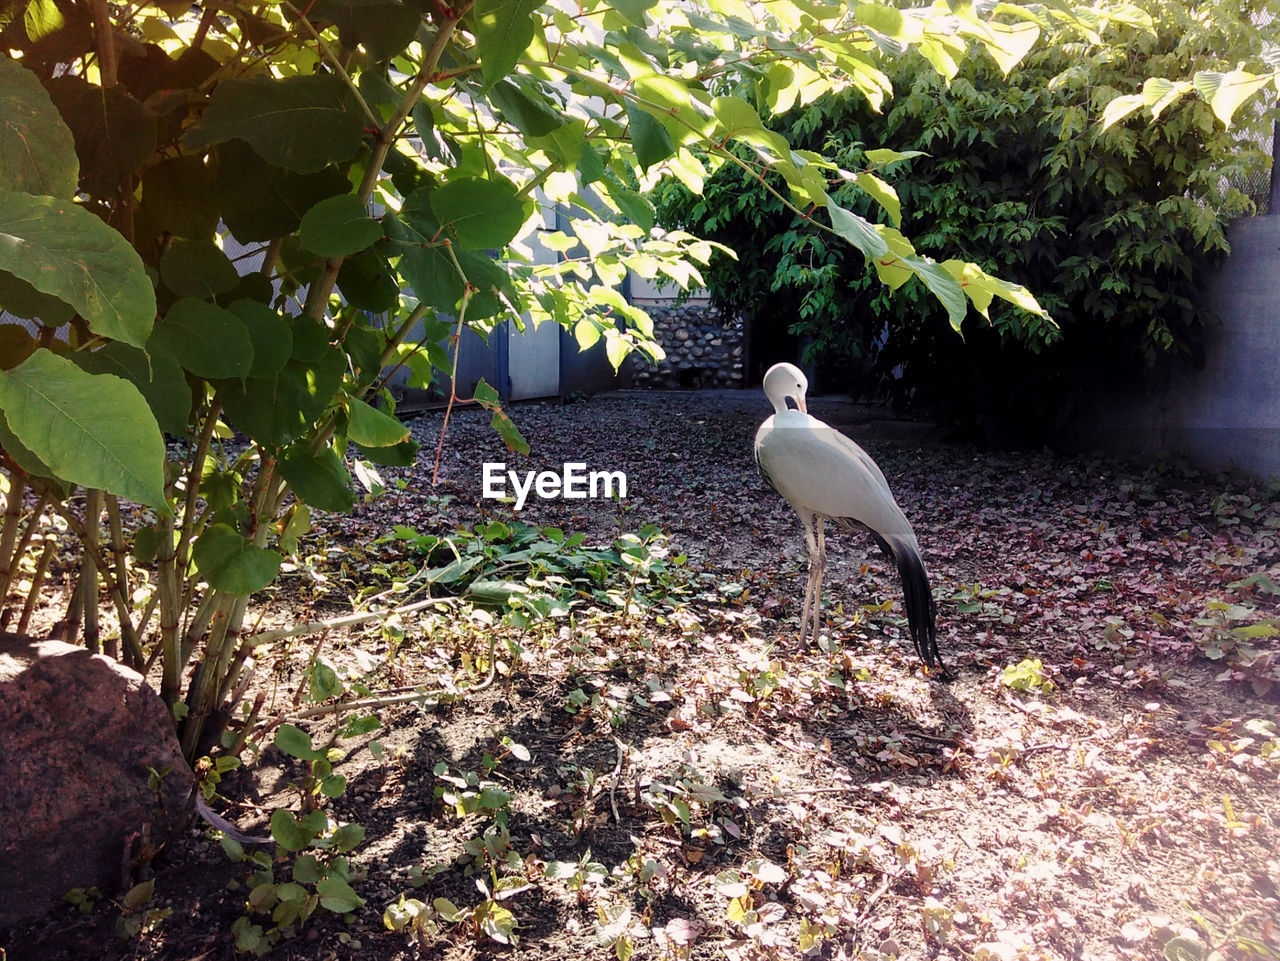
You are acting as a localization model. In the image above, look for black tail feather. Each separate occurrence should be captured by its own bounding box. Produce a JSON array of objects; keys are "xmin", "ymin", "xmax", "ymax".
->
[{"xmin": 893, "ymin": 544, "xmax": 942, "ymax": 673}]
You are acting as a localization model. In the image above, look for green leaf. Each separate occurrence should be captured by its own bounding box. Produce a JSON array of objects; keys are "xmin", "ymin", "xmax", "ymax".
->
[
  {"xmin": 45, "ymin": 76, "xmax": 157, "ymax": 196},
  {"xmin": 488, "ymin": 77, "xmax": 567, "ymax": 138},
  {"xmin": 159, "ymin": 239, "xmax": 239, "ymax": 299},
  {"xmin": 336, "ymin": 248, "xmax": 398, "ymax": 312},
  {"xmin": 0, "ymin": 269, "xmax": 74, "ymax": 327},
  {"xmin": 279, "ymin": 444, "xmax": 355, "ymax": 513},
  {"xmin": 72, "ymin": 341, "xmax": 191, "ymax": 435},
  {"xmin": 712, "ymin": 96, "xmax": 765, "ymax": 139},
  {"xmin": 228, "ymin": 299, "xmax": 293, "ymax": 378},
  {"xmin": 633, "ymin": 75, "xmax": 714, "ymax": 140},
  {"xmin": 975, "ymin": 21, "xmax": 1039, "ymax": 76},
  {"xmin": 0, "ymin": 408, "xmax": 68, "ymax": 493},
  {"xmin": 827, "ymin": 199, "xmax": 889, "ymax": 259},
  {"xmin": 1162, "ymin": 935, "xmax": 1209, "ymax": 961},
  {"xmin": 356, "ymin": 438, "xmax": 419, "ymax": 466},
  {"xmin": 853, "ymin": 3, "xmax": 920, "ymax": 42},
  {"xmin": 299, "ymin": 194, "xmax": 383, "ymax": 257},
  {"xmin": 274, "ymin": 723, "xmax": 319, "ymax": 760},
  {"xmin": 0, "ymin": 56, "xmax": 78, "ymax": 197},
  {"xmin": 310, "ymin": 658, "xmax": 341, "ymax": 701},
  {"xmin": 430, "ymin": 175, "xmax": 528, "ymax": 249},
  {"xmin": 471, "ymin": 0, "xmax": 539, "ymax": 87},
  {"xmin": 1194, "ymin": 68, "xmax": 1273, "ymax": 126},
  {"xmin": 626, "ymin": 100, "xmax": 675, "ymax": 171},
  {"xmin": 184, "ymin": 74, "xmax": 364, "ymax": 173},
  {"xmin": 192, "ymin": 523, "xmax": 282, "ymax": 595},
  {"xmin": 293, "ymin": 854, "xmax": 323, "ymax": 884},
  {"xmin": 315, "ymin": 876, "xmax": 365, "ymax": 913},
  {"xmin": 269, "ymin": 808, "xmax": 316, "ymax": 852},
  {"xmin": 0, "ymin": 349, "xmax": 166, "ymax": 509},
  {"xmin": 907, "ymin": 256, "xmax": 967, "ymax": 331},
  {"xmin": 217, "ymin": 351, "xmax": 344, "ymax": 447},
  {"xmin": 216, "ymin": 140, "xmax": 351, "ymax": 243},
  {"xmin": 318, "ymin": 773, "xmax": 346, "ymax": 799},
  {"xmin": 605, "ymin": 0, "xmax": 656, "ymax": 26},
  {"xmin": 604, "ymin": 329, "xmax": 628, "ymax": 370},
  {"xmin": 0, "ymin": 190, "xmax": 156, "ymax": 348},
  {"xmin": 528, "ymin": 118, "xmax": 586, "ymax": 165},
  {"xmin": 151, "ymin": 299, "xmax": 255, "ymax": 379},
  {"xmin": 331, "ymin": 823, "xmax": 365, "ymax": 853},
  {"xmin": 141, "ymin": 155, "xmax": 220, "ymax": 239},
  {"xmin": 312, "ymin": 0, "xmax": 420, "ymax": 61},
  {"xmin": 1100, "ymin": 93, "xmax": 1143, "ymax": 130},
  {"xmin": 853, "ymin": 172, "xmax": 900, "ymax": 227},
  {"xmin": 346, "ymin": 397, "xmax": 409, "ymax": 447}
]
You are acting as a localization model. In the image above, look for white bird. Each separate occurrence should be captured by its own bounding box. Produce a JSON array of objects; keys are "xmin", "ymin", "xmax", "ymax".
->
[{"xmin": 754, "ymin": 362, "xmax": 941, "ymax": 671}]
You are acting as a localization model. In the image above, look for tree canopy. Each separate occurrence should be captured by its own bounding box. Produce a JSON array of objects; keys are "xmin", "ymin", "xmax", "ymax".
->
[{"xmin": 654, "ymin": 0, "xmax": 1279, "ymax": 440}]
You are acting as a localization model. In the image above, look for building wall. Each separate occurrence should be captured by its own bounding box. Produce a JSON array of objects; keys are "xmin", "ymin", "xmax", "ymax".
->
[{"xmin": 1084, "ymin": 215, "xmax": 1280, "ymax": 479}]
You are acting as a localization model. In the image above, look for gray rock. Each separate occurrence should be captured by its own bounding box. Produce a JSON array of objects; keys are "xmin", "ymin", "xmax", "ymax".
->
[{"xmin": 0, "ymin": 637, "xmax": 193, "ymax": 928}]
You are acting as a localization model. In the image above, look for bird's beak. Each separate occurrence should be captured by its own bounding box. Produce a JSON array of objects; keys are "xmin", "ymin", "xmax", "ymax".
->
[{"xmin": 796, "ymin": 395, "xmax": 806, "ymax": 414}]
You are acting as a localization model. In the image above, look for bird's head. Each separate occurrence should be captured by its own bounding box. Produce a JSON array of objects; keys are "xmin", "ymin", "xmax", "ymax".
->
[{"xmin": 762, "ymin": 362, "xmax": 807, "ymax": 414}]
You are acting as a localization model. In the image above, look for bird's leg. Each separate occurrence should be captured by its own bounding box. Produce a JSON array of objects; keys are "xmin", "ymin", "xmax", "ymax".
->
[
  {"xmin": 811, "ymin": 517, "xmax": 826, "ymax": 642},
  {"xmin": 798, "ymin": 511, "xmax": 819, "ymax": 648}
]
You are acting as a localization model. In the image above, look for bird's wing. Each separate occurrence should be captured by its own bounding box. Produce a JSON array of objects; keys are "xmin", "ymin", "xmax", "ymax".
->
[{"xmin": 755, "ymin": 413, "xmax": 918, "ymax": 546}]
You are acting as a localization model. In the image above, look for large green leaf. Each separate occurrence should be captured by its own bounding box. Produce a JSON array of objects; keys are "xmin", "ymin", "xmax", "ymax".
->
[
  {"xmin": 279, "ymin": 443, "xmax": 355, "ymax": 513},
  {"xmin": 430, "ymin": 175, "xmax": 528, "ymax": 249},
  {"xmin": 470, "ymin": 0, "xmax": 540, "ymax": 88},
  {"xmin": 215, "ymin": 140, "xmax": 351, "ymax": 243},
  {"xmin": 150, "ymin": 298, "xmax": 254, "ymax": 379},
  {"xmin": 140, "ymin": 155, "xmax": 220, "ymax": 239},
  {"xmin": 184, "ymin": 74, "xmax": 364, "ymax": 173},
  {"xmin": 336, "ymin": 248, "xmax": 398, "ymax": 312},
  {"xmin": 345, "ymin": 396, "xmax": 409, "ymax": 447},
  {"xmin": 827, "ymin": 199, "xmax": 889, "ymax": 259},
  {"xmin": 386, "ymin": 197, "xmax": 463, "ymax": 312},
  {"xmin": 0, "ymin": 349, "xmax": 166, "ymax": 509},
  {"xmin": 159, "ymin": 239, "xmax": 239, "ymax": 299},
  {"xmin": 217, "ymin": 350, "xmax": 344, "ymax": 447},
  {"xmin": 625, "ymin": 100, "xmax": 675, "ymax": 171},
  {"xmin": 191, "ymin": 523, "xmax": 282, "ymax": 595},
  {"xmin": 299, "ymin": 194, "xmax": 383, "ymax": 257},
  {"xmin": 45, "ymin": 75, "xmax": 157, "ymax": 196},
  {"xmin": 0, "ymin": 269, "xmax": 75, "ymax": 327},
  {"xmin": 72, "ymin": 341, "xmax": 191, "ymax": 435},
  {"xmin": 906, "ymin": 256, "xmax": 967, "ymax": 331},
  {"xmin": 0, "ymin": 190, "xmax": 155, "ymax": 348},
  {"xmin": 312, "ymin": 0, "xmax": 420, "ymax": 61},
  {"xmin": 0, "ymin": 408, "xmax": 69, "ymax": 496},
  {"xmin": 488, "ymin": 78, "xmax": 567, "ymax": 138},
  {"xmin": 0, "ymin": 56, "xmax": 78, "ymax": 197},
  {"xmin": 228, "ymin": 299, "xmax": 292, "ymax": 378},
  {"xmin": 315, "ymin": 876, "xmax": 365, "ymax": 913}
]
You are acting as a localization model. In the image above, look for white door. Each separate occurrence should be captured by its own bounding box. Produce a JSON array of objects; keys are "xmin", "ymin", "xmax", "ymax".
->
[{"xmin": 507, "ymin": 318, "xmax": 560, "ymax": 400}]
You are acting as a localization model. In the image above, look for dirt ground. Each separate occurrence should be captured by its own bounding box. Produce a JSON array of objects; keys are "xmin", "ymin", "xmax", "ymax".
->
[{"xmin": 6, "ymin": 388, "xmax": 1279, "ymax": 961}]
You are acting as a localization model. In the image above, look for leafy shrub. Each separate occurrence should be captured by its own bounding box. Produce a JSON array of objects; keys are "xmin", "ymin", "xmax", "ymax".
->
[{"xmin": 654, "ymin": 0, "xmax": 1277, "ymax": 443}]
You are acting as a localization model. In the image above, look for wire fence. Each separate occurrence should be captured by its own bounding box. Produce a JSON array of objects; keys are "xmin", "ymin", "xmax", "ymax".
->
[
  {"xmin": 1235, "ymin": 118, "xmax": 1275, "ymax": 214},
  {"xmin": 1232, "ymin": 6, "xmax": 1278, "ymax": 213}
]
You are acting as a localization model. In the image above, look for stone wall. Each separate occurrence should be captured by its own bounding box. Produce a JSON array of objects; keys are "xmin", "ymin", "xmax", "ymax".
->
[{"xmin": 627, "ymin": 302, "xmax": 745, "ymax": 388}]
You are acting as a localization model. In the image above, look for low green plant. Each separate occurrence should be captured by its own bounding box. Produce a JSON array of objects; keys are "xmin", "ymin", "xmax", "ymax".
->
[
  {"xmin": 1194, "ymin": 599, "xmax": 1280, "ymax": 696},
  {"xmin": 113, "ymin": 879, "xmax": 171, "ymax": 941},
  {"xmin": 219, "ymin": 725, "xmax": 366, "ymax": 956},
  {"xmin": 1000, "ymin": 658, "xmax": 1056, "ymax": 695},
  {"xmin": 372, "ymin": 519, "xmax": 687, "ymax": 623}
]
